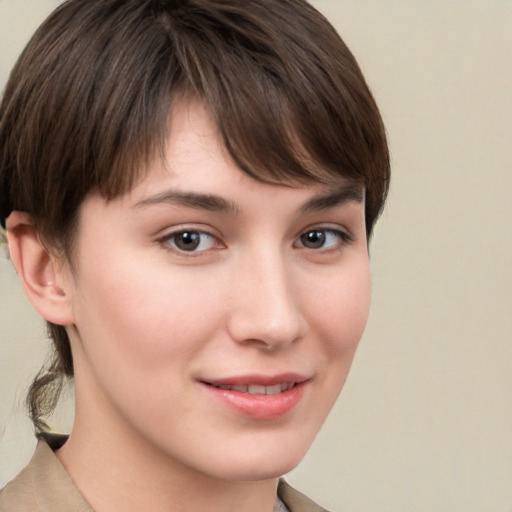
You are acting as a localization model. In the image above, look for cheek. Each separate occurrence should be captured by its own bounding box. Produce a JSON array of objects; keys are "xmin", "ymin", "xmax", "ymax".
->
[
  {"xmin": 70, "ymin": 255, "xmax": 225, "ymax": 397},
  {"xmin": 304, "ymin": 257, "xmax": 371, "ymax": 358},
  {"xmin": 77, "ymin": 250, "xmax": 219, "ymax": 338}
]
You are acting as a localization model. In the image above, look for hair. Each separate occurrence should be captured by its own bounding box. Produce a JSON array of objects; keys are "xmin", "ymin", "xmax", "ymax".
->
[{"xmin": 0, "ymin": 0, "xmax": 390, "ymax": 432}]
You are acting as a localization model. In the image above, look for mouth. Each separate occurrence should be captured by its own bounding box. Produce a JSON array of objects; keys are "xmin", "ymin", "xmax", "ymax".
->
[
  {"xmin": 199, "ymin": 374, "xmax": 309, "ymax": 419},
  {"xmin": 207, "ymin": 382, "xmax": 296, "ymax": 395}
]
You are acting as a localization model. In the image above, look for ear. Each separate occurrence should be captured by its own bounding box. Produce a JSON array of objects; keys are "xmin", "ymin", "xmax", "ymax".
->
[{"xmin": 5, "ymin": 211, "xmax": 75, "ymax": 326}]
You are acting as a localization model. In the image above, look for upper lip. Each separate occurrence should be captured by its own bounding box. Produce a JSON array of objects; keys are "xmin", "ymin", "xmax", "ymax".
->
[{"xmin": 201, "ymin": 373, "xmax": 309, "ymax": 387}]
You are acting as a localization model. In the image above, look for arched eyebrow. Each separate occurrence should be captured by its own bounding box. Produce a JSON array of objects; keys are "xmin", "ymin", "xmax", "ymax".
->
[
  {"xmin": 134, "ymin": 191, "xmax": 241, "ymax": 214},
  {"xmin": 300, "ymin": 184, "xmax": 364, "ymax": 212}
]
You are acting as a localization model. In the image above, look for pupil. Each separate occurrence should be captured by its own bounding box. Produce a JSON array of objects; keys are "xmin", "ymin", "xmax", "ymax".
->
[
  {"xmin": 302, "ymin": 230, "xmax": 325, "ymax": 248},
  {"xmin": 176, "ymin": 232, "xmax": 200, "ymax": 251}
]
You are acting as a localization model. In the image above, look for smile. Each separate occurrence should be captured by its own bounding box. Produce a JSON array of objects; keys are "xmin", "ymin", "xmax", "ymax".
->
[
  {"xmin": 200, "ymin": 375, "xmax": 308, "ymax": 419},
  {"xmin": 210, "ymin": 383, "xmax": 295, "ymax": 395}
]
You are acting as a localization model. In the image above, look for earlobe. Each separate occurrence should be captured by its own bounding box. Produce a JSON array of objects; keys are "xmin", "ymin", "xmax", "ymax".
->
[{"xmin": 5, "ymin": 211, "xmax": 75, "ymax": 326}]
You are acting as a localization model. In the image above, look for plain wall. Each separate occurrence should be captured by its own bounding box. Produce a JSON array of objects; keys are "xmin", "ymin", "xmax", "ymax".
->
[{"xmin": 1, "ymin": 1, "xmax": 511, "ymax": 511}]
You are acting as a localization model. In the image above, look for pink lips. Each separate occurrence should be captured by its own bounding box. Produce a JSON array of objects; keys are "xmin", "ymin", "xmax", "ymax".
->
[{"xmin": 200, "ymin": 373, "xmax": 309, "ymax": 420}]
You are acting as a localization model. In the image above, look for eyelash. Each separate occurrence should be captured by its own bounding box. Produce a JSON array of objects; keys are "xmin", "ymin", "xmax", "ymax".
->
[{"xmin": 158, "ymin": 226, "xmax": 353, "ymax": 256}]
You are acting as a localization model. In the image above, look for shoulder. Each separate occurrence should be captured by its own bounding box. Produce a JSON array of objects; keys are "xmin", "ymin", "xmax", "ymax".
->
[
  {"xmin": 278, "ymin": 479, "xmax": 332, "ymax": 512},
  {"xmin": 0, "ymin": 434, "xmax": 92, "ymax": 512},
  {"xmin": 0, "ymin": 462, "xmax": 37, "ymax": 512}
]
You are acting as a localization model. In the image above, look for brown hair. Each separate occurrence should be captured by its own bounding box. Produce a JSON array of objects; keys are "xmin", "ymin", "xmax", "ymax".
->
[{"xmin": 0, "ymin": 0, "xmax": 390, "ymax": 432}]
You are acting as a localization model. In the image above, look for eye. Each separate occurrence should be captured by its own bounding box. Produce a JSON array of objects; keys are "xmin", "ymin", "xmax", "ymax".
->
[
  {"xmin": 160, "ymin": 230, "xmax": 219, "ymax": 253},
  {"xmin": 296, "ymin": 228, "xmax": 352, "ymax": 250}
]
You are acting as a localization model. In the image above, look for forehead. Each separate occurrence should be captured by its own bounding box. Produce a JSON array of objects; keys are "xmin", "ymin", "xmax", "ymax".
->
[
  {"xmin": 122, "ymin": 99, "xmax": 362, "ymax": 206},
  {"xmin": 127, "ymin": 97, "xmax": 362, "ymax": 201}
]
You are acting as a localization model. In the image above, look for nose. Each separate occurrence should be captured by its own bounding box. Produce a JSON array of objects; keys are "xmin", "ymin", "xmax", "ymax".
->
[{"xmin": 226, "ymin": 250, "xmax": 306, "ymax": 350}]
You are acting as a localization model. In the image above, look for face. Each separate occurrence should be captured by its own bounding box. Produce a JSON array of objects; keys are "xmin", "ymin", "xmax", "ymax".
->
[{"xmin": 62, "ymin": 100, "xmax": 371, "ymax": 482}]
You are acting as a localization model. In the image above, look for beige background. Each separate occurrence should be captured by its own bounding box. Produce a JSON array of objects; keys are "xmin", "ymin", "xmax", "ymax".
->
[{"xmin": 1, "ymin": 1, "xmax": 511, "ymax": 511}]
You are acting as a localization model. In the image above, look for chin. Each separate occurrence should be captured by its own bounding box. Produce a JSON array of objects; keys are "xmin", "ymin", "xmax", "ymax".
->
[
  {"xmin": 216, "ymin": 458, "xmax": 303, "ymax": 482},
  {"xmin": 246, "ymin": 454, "xmax": 303, "ymax": 481},
  {"xmin": 202, "ymin": 434, "xmax": 313, "ymax": 482}
]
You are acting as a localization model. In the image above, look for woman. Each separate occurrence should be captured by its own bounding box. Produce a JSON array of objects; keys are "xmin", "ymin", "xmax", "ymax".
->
[{"xmin": 0, "ymin": 0, "xmax": 389, "ymax": 510}]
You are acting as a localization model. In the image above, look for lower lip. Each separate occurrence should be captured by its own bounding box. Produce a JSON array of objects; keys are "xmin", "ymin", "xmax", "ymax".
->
[{"xmin": 200, "ymin": 381, "xmax": 308, "ymax": 420}]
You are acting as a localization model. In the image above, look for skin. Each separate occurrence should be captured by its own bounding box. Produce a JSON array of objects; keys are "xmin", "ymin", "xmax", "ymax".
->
[{"xmin": 7, "ymin": 100, "xmax": 371, "ymax": 512}]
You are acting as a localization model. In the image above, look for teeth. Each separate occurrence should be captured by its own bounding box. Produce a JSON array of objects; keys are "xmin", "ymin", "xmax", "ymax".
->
[
  {"xmin": 214, "ymin": 383, "xmax": 294, "ymax": 394},
  {"xmin": 265, "ymin": 384, "xmax": 282, "ymax": 395},
  {"xmin": 248, "ymin": 384, "xmax": 266, "ymax": 394}
]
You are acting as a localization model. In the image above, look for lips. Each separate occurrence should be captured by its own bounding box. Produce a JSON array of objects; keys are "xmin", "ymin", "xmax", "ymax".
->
[{"xmin": 200, "ymin": 374, "xmax": 309, "ymax": 420}]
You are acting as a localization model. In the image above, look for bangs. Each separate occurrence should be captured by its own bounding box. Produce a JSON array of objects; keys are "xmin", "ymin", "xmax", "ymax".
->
[
  {"xmin": 0, "ymin": 0, "xmax": 389, "ymax": 247},
  {"xmin": 103, "ymin": 0, "xmax": 388, "ymax": 232}
]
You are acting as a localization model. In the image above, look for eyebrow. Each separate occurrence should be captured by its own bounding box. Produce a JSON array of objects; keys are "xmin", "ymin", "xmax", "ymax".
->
[
  {"xmin": 300, "ymin": 184, "xmax": 364, "ymax": 212},
  {"xmin": 134, "ymin": 183, "xmax": 363, "ymax": 215},
  {"xmin": 134, "ymin": 190, "xmax": 241, "ymax": 214}
]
